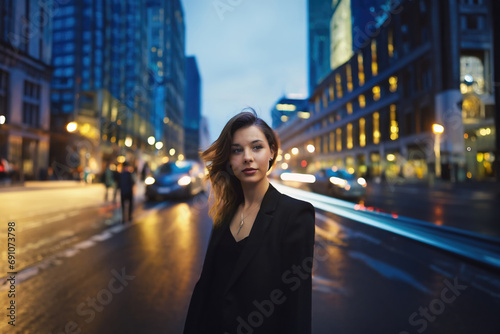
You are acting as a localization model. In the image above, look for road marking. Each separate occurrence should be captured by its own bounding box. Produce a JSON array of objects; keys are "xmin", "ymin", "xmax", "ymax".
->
[{"xmin": 0, "ymin": 201, "xmax": 168, "ymax": 289}]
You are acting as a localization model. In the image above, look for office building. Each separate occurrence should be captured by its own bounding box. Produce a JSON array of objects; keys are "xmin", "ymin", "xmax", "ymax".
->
[
  {"xmin": 271, "ymin": 95, "xmax": 309, "ymax": 129},
  {"xmin": 0, "ymin": 0, "xmax": 53, "ymax": 182},
  {"xmin": 280, "ymin": 0, "xmax": 496, "ymax": 182},
  {"xmin": 184, "ymin": 56, "xmax": 201, "ymax": 161}
]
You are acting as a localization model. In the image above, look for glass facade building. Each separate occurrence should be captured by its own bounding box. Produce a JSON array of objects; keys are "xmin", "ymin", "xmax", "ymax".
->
[
  {"xmin": 50, "ymin": 0, "xmax": 184, "ymax": 178},
  {"xmin": 184, "ymin": 56, "xmax": 201, "ymax": 161}
]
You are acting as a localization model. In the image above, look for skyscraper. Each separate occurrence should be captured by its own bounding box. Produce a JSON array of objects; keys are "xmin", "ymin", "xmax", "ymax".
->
[
  {"xmin": 146, "ymin": 0, "xmax": 186, "ymax": 162},
  {"xmin": 184, "ymin": 56, "xmax": 201, "ymax": 161},
  {"xmin": 50, "ymin": 0, "xmax": 155, "ymax": 179},
  {"xmin": 308, "ymin": 0, "xmax": 333, "ymax": 94}
]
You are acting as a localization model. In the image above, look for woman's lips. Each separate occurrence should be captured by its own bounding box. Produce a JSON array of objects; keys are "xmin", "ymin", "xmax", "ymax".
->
[{"xmin": 242, "ymin": 169, "xmax": 257, "ymax": 175}]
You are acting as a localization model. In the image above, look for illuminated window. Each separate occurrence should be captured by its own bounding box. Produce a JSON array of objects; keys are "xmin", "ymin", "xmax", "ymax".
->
[
  {"xmin": 315, "ymin": 137, "xmax": 321, "ymax": 152},
  {"xmin": 336, "ymin": 128, "xmax": 342, "ymax": 151},
  {"xmin": 346, "ymin": 102, "xmax": 353, "ymax": 115},
  {"xmin": 322, "ymin": 92, "xmax": 328, "ymax": 108},
  {"xmin": 389, "ymin": 76, "xmax": 398, "ymax": 92},
  {"xmin": 335, "ymin": 73, "xmax": 343, "ymax": 98},
  {"xmin": 359, "ymin": 94, "xmax": 366, "ymax": 108},
  {"xmin": 371, "ymin": 40, "xmax": 378, "ymax": 76},
  {"xmin": 357, "ymin": 52, "xmax": 365, "ymax": 86},
  {"xmin": 315, "ymin": 96, "xmax": 320, "ymax": 112},
  {"xmin": 372, "ymin": 86, "xmax": 381, "ymax": 101},
  {"xmin": 359, "ymin": 118, "xmax": 366, "ymax": 147},
  {"xmin": 323, "ymin": 135, "xmax": 329, "ymax": 153},
  {"xmin": 347, "ymin": 123, "xmax": 353, "ymax": 149},
  {"xmin": 329, "ymin": 115, "xmax": 334, "ymax": 124},
  {"xmin": 330, "ymin": 131, "xmax": 335, "ymax": 151},
  {"xmin": 329, "ymin": 85, "xmax": 335, "ymax": 101},
  {"xmin": 346, "ymin": 64, "xmax": 353, "ymax": 92},
  {"xmin": 373, "ymin": 112, "xmax": 380, "ymax": 144},
  {"xmin": 390, "ymin": 104, "xmax": 399, "ymax": 140},
  {"xmin": 388, "ymin": 28, "xmax": 394, "ymax": 57}
]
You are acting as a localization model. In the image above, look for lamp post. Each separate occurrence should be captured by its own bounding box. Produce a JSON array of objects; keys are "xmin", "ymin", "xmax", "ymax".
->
[{"xmin": 432, "ymin": 123, "xmax": 444, "ymax": 178}]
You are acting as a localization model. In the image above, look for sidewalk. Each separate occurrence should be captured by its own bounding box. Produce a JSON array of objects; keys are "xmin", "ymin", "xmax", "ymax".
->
[{"xmin": 0, "ymin": 179, "xmax": 146, "ymax": 202}]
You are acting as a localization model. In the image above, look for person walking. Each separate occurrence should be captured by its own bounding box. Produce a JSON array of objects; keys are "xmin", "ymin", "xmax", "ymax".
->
[
  {"xmin": 103, "ymin": 162, "xmax": 114, "ymax": 202},
  {"xmin": 119, "ymin": 161, "xmax": 136, "ymax": 224},
  {"xmin": 184, "ymin": 109, "xmax": 315, "ymax": 333},
  {"xmin": 112, "ymin": 163, "xmax": 121, "ymax": 203}
]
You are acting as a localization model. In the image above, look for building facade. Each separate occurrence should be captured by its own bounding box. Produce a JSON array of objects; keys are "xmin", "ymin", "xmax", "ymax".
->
[
  {"xmin": 271, "ymin": 95, "xmax": 309, "ymax": 129},
  {"xmin": 0, "ymin": 0, "xmax": 53, "ymax": 182},
  {"xmin": 50, "ymin": 0, "xmax": 152, "ymax": 178},
  {"xmin": 308, "ymin": 0, "xmax": 333, "ymax": 94},
  {"xmin": 147, "ymin": 0, "xmax": 186, "ymax": 164},
  {"xmin": 184, "ymin": 56, "xmax": 201, "ymax": 161},
  {"xmin": 280, "ymin": 0, "xmax": 496, "ymax": 182}
]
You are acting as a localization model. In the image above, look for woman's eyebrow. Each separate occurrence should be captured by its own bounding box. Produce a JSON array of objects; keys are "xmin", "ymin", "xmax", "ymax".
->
[{"xmin": 231, "ymin": 140, "xmax": 263, "ymax": 147}]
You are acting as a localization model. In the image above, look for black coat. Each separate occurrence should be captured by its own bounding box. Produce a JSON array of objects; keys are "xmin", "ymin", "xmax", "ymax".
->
[{"xmin": 184, "ymin": 183, "xmax": 315, "ymax": 334}]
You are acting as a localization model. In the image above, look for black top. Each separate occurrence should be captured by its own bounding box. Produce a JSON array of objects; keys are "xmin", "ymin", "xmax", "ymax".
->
[{"xmin": 201, "ymin": 223, "xmax": 249, "ymax": 332}]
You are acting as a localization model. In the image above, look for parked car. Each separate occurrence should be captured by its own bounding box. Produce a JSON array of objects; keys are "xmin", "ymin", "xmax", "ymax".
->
[
  {"xmin": 310, "ymin": 167, "xmax": 367, "ymax": 200},
  {"xmin": 145, "ymin": 160, "xmax": 205, "ymax": 201}
]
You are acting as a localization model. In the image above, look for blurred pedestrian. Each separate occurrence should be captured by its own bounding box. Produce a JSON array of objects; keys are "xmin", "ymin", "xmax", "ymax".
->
[
  {"xmin": 141, "ymin": 162, "xmax": 150, "ymax": 181},
  {"xmin": 112, "ymin": 164, "xmax": 121, "ymax": 203},
  {"xmin": 103, "ymin": 162, "xmax": 115, "ymax": 202},
  {"xmin": 119, "ymin": 161, "xmax": 136, "ymax": 224},
  {"xmin": 184, "ymin": 109, "xmax": 315, "ymax": 333}
]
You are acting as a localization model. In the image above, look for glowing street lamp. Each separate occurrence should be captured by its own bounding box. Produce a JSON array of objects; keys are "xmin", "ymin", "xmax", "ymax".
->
[
  {"xmin": 432, "ymin": 123, "xmax": 444, "ymax": 178},
  {"xmin": 66, "ymin": 122, "xmax": 78, "ymax": 132}
]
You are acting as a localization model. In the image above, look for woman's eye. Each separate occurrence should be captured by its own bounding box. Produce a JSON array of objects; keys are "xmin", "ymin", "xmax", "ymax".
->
[
  {"xmin": 231, "ymin": 148, "xmax": 242, "ymax": 153},
  {"xmin": 253, "ymin": 145, "xmax": 263, "ymax": 150}
]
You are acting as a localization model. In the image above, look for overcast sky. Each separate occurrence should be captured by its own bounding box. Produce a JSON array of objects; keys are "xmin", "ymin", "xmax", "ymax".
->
[{"xmin": 183, "ymin": 0, "xmax": 308, "ymax": 144}]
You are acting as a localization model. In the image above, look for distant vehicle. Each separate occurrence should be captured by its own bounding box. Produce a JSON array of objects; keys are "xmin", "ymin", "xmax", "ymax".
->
[
  {"xmin": 145, "ymin": 160, "xmax": 205, "ymax": 201},
  {"xmin": 310, "ymin": 167, "xmax": 367, "ymax": 200}
]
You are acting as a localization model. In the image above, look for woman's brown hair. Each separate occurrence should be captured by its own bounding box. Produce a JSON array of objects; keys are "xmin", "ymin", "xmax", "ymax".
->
[{"xmin": 200, "ymin": 108, "xmax": 280, "ymax": 227}]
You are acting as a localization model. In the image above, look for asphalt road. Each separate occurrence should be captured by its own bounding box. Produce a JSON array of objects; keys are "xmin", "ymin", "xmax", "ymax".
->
[{"xmin": 0, "ymin": 182, "xmax": 499, "ymax": 333}]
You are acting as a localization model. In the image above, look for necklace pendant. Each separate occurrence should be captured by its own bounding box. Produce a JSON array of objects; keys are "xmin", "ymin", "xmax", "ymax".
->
[{"xmin": 237, "ymin": 220, "xmax": 244, "ymax": 235}]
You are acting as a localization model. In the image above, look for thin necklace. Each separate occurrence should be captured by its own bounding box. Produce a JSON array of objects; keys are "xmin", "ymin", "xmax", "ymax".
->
[{"xmin": 237, "ymin": 203, "xmax": 260, "ymax": 235}]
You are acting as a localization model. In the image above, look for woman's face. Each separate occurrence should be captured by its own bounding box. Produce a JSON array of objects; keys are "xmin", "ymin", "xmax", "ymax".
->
[{"xmin": 230, "ymin": 125, "xmax": 274, "ymax": 186}]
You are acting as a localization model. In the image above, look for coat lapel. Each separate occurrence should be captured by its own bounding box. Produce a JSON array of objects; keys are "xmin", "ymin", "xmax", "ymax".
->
[{"xmin": 223, "ymin": 183, "xmax": 281, "ymax": 295}]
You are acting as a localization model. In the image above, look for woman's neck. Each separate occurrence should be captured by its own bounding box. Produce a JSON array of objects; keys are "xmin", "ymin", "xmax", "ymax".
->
[{"xmin": 240, "ymin": 179, "xmax": 269, "ymax": 209}]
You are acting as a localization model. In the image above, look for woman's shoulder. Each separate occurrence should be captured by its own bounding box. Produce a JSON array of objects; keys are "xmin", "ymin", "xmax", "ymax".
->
[{"xmin": 276, "ymin": 190, "xmax": 314, "ymax": 213}]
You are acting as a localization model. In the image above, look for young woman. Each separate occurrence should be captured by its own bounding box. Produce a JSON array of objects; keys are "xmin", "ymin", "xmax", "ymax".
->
[{"xmin": 184, "ymin": 109, "xmax": 315, "ymax": 334}]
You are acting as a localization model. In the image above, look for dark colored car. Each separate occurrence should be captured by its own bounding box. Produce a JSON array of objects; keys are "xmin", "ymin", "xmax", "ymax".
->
[
  {"xmin": 145, "ymin": 160, "xmax": 205, "ymax": 201},
  {"xmin": 310, "ymin": 167, "xmax": 367, "ymax": 200}
]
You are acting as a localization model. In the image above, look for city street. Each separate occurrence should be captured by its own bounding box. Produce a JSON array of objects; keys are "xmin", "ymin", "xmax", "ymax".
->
[{"xmin": 1, "ymin": 182, "xmax": 499, "ymax": 333}]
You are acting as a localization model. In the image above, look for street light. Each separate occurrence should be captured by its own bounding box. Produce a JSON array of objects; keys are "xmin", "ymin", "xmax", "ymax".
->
[
  {"xmin": 66, "ymin": 122, "xmax": 78, "ymax": 132},
  {"xmin": 432, "ymin": 123, "xmax": 444, "ymax": 178}
]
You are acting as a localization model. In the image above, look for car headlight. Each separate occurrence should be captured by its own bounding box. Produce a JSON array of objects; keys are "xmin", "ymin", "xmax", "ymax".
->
[
  {"xmin": 330, "ymin": 176, "xmax": 347, "ymax": 188},
  {"xmin": 178, "ymin": 175, "xmax": 192, "ymax": 186},
  {"xmin": 145, "ymin": 176, "xmax": 155, "ymax": 185},
  {"xmin": 357, "ymin": 177, "xmax": 367, "ymax": 187}
]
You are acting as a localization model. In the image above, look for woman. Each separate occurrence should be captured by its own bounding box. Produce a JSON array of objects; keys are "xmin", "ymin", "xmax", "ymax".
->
[{"xmin": 184, "ymin": 109, "xmax": 315, "ymax": 334}]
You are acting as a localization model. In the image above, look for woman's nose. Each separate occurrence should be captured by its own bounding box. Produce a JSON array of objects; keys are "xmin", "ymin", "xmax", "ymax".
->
[{"xmin": 243, "ymin": 148, "xmax": 253, "ymax": 162}]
